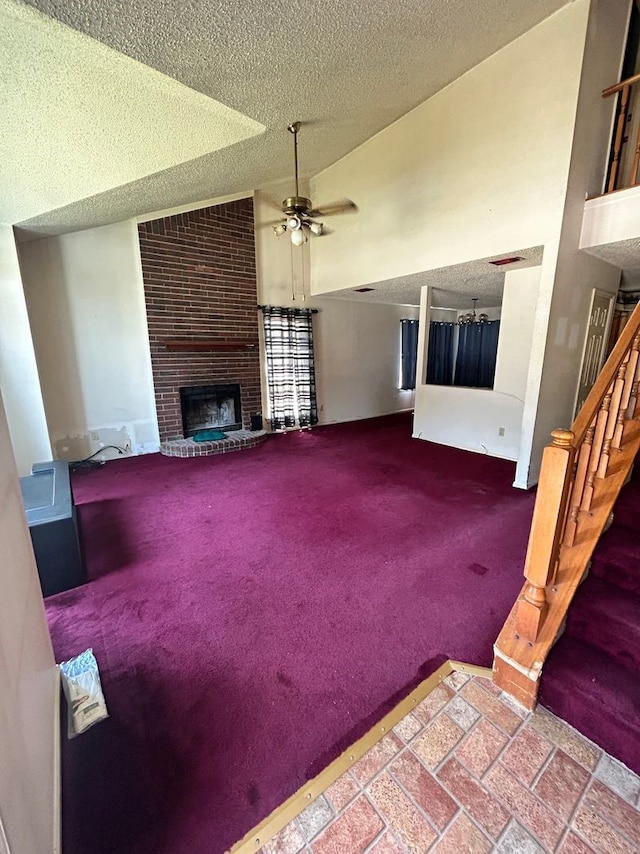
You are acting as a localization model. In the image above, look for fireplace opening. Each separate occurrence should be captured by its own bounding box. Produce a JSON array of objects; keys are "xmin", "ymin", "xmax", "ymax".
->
[{"xmin": 180, "ymin": 384, "xmax": 242, "ymax": 437}]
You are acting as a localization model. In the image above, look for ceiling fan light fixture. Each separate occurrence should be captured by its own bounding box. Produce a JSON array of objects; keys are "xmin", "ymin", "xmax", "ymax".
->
[{"xmin": 275, "ymin": 122, "xmax": 355, "ymax": 247}]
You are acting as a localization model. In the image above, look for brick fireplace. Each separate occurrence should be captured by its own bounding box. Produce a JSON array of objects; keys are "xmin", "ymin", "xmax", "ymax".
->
[{"xmin": 138, "ymin": 199, "xmax": 262, "ymax": 444}]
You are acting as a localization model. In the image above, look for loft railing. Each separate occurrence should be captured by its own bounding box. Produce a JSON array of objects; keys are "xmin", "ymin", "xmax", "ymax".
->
[
  {"xmin": 603, "ymin": 73, "xmax": 640, "ymax": 193},
  {"xmin": 493, "ymin": 299, "xmax": 640, "ymax": 708}
]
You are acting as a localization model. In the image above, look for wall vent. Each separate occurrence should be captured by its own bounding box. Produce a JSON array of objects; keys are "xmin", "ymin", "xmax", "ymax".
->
[{"xmin": 489, "ymin": 256, "xmax": 524, "ymax": 266}]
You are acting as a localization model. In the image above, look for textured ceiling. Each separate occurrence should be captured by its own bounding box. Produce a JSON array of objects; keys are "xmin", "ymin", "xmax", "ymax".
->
[
  {"xmin": 322, "ymin": 248, "xmax": 544, "ymax": 307},
  {"xmin": 0, "ymin": 0, "xmax": 263, "ymax": 224},
  {"xmin": 11, "ymin": 0, "xmax": 569, "ymax": 235},
  {"xmin": 583, "ymin": 239, "xmax": 640, "ymax": 288}
]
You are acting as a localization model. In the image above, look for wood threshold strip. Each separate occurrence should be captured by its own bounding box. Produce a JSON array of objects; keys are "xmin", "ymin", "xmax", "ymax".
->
[
  {"xmin": 227, "ymin": 660, "xmax": 491, "ymax": 853},
  {"xmin": 162, "ymin": 339, "xmax": 258, "ymax": 352}
]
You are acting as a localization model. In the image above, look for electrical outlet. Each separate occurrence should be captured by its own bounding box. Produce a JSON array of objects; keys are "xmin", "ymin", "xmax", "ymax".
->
[
  {"xmin": 90, "ymin": 431, "xmax": 99, "ymax": 441},
  {"xmin": 498, "ymin": 426, "xmax": 505, "ymax": 437}
]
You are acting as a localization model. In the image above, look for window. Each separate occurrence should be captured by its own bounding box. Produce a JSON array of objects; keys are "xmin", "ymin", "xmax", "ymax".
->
[
  {"xmin": 426, "ymin": 322, "xmax": 455, "ymax": 385},
  {"xmin": 261, "ymin": 306, "xmax": 318, "ymax": 429},
  {"xmin": 426, "ymin": 316, "xmax": 500, "ymax": 389},
  {"xmin": 453, "ymin": 320, "xmax": 500, "ymax": 388}
]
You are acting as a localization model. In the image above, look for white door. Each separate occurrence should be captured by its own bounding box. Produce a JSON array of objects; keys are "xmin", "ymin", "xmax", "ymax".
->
[{"xmin": 574, "ymin": 289, "xmax": 615, "ymax": 418}]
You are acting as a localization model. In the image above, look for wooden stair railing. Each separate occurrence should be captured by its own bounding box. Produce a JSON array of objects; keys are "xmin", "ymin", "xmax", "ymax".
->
[
  {"xmin": 493, "ymin": 299, "xmax": 640, "ymax": 709},
  {"xmin": 601, "ymin": 73, "xmax": 640, "ymax": 194}
]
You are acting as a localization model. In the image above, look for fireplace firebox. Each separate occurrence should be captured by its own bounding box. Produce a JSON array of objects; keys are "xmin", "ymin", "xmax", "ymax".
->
[{"xmin": 180, "ymin": 384, "xmax": 242, "ymax": 437}]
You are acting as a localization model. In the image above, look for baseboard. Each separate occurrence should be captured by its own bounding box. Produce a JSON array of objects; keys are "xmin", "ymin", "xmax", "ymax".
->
[
  {"xmin": 228, "ymin": 658, "xmax": 490, "ymax": 854},
  {"xmin": 411, "ymin": 431, "xmax": 519, "ymax": 463},
  {"xmin": 318, "ymin": 407, "xmax": 414, "ymax": 428},
  {"xmin": 52, "ymin": 667, "xmax": 61, "ymax": 854}
]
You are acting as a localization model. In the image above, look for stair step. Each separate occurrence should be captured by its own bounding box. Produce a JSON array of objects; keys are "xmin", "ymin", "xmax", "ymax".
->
[
  {"xmin": 540, "ymin": 636, "xmax": 640, "ymax": 776},
  {"xmin": 591, "ymin": 526, "xmax": 640, "ymax": 595},
  {"xmin": 610, "ymin": 465, "xmax": 640, "ymax": 532},
  {"xmin": 564, "ymin": 578, "xmax": 640, "ymax": 672}
]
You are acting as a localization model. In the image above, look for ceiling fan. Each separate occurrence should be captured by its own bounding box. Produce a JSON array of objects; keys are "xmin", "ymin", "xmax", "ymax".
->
[{"xmin": 273, "ymin": 121, "xmax": 357, "ymax": 246}]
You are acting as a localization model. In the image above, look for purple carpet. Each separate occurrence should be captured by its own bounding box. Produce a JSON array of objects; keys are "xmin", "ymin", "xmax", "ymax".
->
[
  {"xmin": 46, "ymin": 414, "xmax": 535, "ymax": 853},
  {"xmin": 540, "ymin": 461, "xmax": 640, "ymax": 775}
]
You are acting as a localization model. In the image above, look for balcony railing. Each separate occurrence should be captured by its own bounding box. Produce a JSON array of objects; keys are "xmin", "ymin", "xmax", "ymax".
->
[{"xmin": 603, "ymin": 72, "xmax": 640, "ymax": 193}]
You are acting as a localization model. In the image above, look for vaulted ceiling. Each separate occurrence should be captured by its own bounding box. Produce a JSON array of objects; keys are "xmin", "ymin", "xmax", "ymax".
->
[{"xmin": 3, "ymin": 0, "xmax": 570, "ymax": 236}]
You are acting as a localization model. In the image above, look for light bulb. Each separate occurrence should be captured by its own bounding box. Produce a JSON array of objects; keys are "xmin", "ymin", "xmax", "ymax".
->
[
  {"xmin": 291, "ymin": 228, "xmax": 305, "ymax": 246},
  {"xmin": 287, "ymin": 216, "xmax": 301, "ymax": 231},
  {"xmin": 309, "ymin": 221, "xmax": 323, "ymax": 236},
  {"xmin": 273, "ymin": 223, "xmax": 286, "ymax": 236}
]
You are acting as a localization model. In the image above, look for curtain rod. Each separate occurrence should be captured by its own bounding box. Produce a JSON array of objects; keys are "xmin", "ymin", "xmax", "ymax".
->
[{"xmin": 257, "ymin": 305, "xmax": 318, "ymax": 314}]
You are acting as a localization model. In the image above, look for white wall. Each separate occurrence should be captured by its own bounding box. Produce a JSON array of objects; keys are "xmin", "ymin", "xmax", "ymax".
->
[
  {"xmin": 19, "ymin": 221, "xmax": 159, "ymax": 462},
  {"xmin": 255, "ymin": 185, "xmax": 418, "ymax": 425},
  {"xmin": 13, "ymin": 187, "xmax": 416, "ymax": 465},
  {"xmin": 414, "ymin": 267, "xmax": 541, "ymax": 462},
  {"xmin": 516, "ymin": 0, "xmax": 628, "ymax": 487},
  {"xmin": 493, "ymin": 268, "xmax": 541, "ymax": 401},
  {"xmin": 315, "ymin": 301, "xmax": 418, "ymax": 423},
  {"xmin": 0, "ymin": 226, "xmax": 51, "ymax": 474},
  {"xmin": 308, "ymin": 0, "xmax": 630, "ymax": 486},
  {"xmin": 0, "ymin": 392, "xmax": 58, "ymax": 854},
  {"xmin": 519, "ymin": 248, "xmax": 620, "ymax": 486},
  {"xmin": 310, "ymin": 1, "xmax": 591, "ymax": 294}
]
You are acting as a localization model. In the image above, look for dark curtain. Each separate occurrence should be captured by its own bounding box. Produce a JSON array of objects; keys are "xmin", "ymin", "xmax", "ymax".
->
[
  {"xmin": 426, "ymin": 322, "xmax": 454, "ymax": 385},
  {"xmin": 400, "ymin": 319, "xmax": 419, "ymax": 389},
  {"xmin": 454, "ymin": 320, "xmax": 500, "ymax": 388},
  {"xmin": 261, "ymin": 306, "xmax": 318, "ymax": 429}
]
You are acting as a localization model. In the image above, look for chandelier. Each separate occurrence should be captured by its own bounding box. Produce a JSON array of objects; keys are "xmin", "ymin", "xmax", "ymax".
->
[{"xmin": 457, "ymin": 298, "xmax": 489, "ymax": 325}]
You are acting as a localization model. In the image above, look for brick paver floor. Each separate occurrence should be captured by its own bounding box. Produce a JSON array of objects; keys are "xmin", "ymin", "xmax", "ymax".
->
[{"xmin": 259, "ymin": 673, "xmax": 640, "ymax": 853}]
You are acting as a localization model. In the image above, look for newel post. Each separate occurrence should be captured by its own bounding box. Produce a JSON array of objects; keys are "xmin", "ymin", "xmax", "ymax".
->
[{"xmin": 515, "ymin": 428, "xmax": 575, "ymax": 644}]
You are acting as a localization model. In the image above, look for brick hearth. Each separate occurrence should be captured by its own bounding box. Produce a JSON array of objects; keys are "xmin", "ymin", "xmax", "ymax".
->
[
  {"xmin": 160, "ymin": 429, "xmax": 267, "ymax": 458},
  {"xmin": 138, "ymin": 199, "xmax": 261, "ymax": 444}
]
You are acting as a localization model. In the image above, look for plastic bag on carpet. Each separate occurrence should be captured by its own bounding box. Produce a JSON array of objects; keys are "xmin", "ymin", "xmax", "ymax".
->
[{"xmin": 59, "ymin": 648, "xmax": 108, "ymax": 738}]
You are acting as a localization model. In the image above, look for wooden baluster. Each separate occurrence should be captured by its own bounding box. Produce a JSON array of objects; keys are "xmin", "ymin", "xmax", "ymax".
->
[
  {"xmin": 564, "ymin": 424, "xmax": 595, "ymax": 547},
  {"xmin": 630, "ymin": 376, "xmax": 640, "ymax": 420},
  {"xmin": 608, "ymin": 84, "xmax": 631, "ymax": 192},
  {"xmin": 515, "ymin": 429, "xmax": 575, "ymax": 643},
  {"xmin": 627, "ymin": 352, "xmax": 640, "ymax": 419},
  {"xmin": 581, "ymin": 391, "xmax": 612, "ymax": 510},
  {"xmin": 631, "ymin": 122, "xmax": 640, "ymax": 188},
  {"xmin": 597, "ymin": 362, "xmax": 628, "ymax": 477},
  {"xmin": 613, "ymin": 334, "xmax": 640, "ymax": 448}
]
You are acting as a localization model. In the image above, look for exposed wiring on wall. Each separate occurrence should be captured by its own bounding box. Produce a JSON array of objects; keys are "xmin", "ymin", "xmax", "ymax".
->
[{"xmin": 69, "ymin": 445, "xmax": 127, "ymax": 472}]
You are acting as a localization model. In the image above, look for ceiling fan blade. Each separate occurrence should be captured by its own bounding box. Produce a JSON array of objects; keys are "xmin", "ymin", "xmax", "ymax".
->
[{"xmin": 310, "ymin": 199, "xmax": 358, "ymax": 217}]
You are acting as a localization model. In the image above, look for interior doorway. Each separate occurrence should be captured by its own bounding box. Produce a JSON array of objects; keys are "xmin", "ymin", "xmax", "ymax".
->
[{"xmin": 573, "ymin": 289, "xmax": 615, "ymax": 418}]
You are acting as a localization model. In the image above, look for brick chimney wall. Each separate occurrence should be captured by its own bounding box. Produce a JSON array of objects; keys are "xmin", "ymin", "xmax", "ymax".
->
[{"xmin": 138, "ymin": 199, "xmax": 261, "ymax": 441}]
